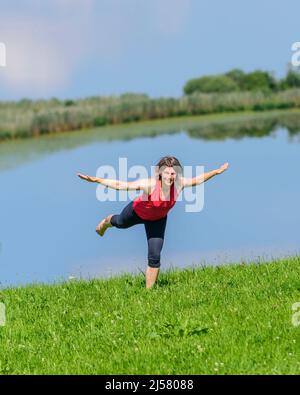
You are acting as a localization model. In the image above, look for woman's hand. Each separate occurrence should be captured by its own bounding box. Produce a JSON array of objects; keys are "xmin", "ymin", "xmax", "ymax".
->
[
  {"xmin": 77, "ymin": 173, "xmax": 97, "ymax": 182},
  {"xmin": 215, "ymin": 162, "xmax": 229, "ymax": 175}
]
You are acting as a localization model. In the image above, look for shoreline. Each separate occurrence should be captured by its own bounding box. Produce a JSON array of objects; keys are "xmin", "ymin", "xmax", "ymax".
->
[{"xmin": 1, "ymin": 107, "xmax": 300, "ymax": 145}]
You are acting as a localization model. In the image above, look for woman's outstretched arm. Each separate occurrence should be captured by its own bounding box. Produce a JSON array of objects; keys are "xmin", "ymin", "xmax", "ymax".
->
[
  {"xmin": 181, "ymin": 162, "xmax": 229, "ymax": 188},
  {"xmin": 77, "ymin": 173, "xmax": 153, "ymax": 192}
]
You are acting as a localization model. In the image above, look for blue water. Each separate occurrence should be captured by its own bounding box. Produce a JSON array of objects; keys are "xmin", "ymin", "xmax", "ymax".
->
[{"xmin": 0, "ymin": 125, "xmax": 299, "ymax": 288}]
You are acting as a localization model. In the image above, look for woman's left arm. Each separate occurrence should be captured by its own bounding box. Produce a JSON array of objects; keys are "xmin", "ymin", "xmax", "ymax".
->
[{"xmin": 181, "ymin": 162, "xmax": 229, "ymax": 188}]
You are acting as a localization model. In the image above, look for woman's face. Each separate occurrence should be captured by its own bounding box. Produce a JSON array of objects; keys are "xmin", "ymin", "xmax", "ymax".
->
[{"xmin": 160, "ymin": 166, "xmax": 177, "ymax": 186}]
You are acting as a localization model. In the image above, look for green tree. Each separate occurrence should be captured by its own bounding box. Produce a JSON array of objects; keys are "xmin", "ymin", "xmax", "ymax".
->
[
  {"xmin": 225, "ymin": 68, "xmax": 245, "ymax": 87},
  {"xmin": 238, "ymin": 70, "xmax": 277, "ymax": 92},
  {"xmin": 184, "ymin": 75, "xmax": 239, "ymax": 94},
  {"xmin": 280, "ymin": 69, "xmax": 300, "ymax": 89}
]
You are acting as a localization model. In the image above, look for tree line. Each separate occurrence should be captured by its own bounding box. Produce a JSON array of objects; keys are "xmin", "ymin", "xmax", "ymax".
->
[{"xmin": 183, "ymin": 67, "xmax": 300, "ymax": 94}]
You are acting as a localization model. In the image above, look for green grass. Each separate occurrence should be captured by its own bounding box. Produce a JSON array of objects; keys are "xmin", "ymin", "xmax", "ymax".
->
[{"xmin": 1, "ymin": 257, "xmax": 300, "ymax": 375}]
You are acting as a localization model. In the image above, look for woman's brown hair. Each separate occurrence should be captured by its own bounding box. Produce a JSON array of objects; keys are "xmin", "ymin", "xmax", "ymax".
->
[{"xmin": 155, "ymin": 156, "xmax": 183, "ymax": 180}]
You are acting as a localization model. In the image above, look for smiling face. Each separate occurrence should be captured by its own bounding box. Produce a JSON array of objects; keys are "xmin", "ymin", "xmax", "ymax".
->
[{"xmin": 160, "ymin": 166, "xmax": 177, "ymax": 187}]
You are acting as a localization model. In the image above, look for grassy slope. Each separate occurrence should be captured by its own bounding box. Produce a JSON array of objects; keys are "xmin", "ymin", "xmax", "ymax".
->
[{"xmin": 1, "ymin": 257, "xmax": 300, "ymax": 375}]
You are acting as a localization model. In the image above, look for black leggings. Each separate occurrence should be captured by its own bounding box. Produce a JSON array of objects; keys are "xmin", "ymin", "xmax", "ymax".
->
[{"xmin": 110, "ymin": 201, "xmax": 167, "ymax": 268}]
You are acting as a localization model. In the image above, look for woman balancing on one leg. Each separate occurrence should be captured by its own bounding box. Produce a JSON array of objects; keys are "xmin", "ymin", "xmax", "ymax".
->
[{"xmin": 77, "ymin": 156, "xmax": 229, "ymax": 288}]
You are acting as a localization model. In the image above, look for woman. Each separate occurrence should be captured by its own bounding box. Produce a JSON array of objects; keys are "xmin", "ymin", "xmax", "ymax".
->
[{"xmin": 77, "ymin": 156, "xmax": 229, "ymax": 288}]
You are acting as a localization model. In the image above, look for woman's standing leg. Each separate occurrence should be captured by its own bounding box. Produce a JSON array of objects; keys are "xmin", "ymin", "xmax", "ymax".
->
[{"xmin": 144, "ymin": 216, "xmax": 167, "ymax": 288}]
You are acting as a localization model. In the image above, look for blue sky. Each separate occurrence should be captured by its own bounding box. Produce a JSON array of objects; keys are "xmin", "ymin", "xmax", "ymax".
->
[{"xmin": 0, "ymin": 0, "xmax": 299, "ymax": 100}]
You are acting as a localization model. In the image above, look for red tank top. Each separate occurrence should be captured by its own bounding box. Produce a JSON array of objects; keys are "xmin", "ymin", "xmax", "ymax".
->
[{"xmin": 133, "ymin": 179, "xmax": 179, "ymax": 221}]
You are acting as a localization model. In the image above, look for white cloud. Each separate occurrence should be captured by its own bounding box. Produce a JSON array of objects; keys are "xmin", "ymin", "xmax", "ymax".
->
[
  {"xmin": 0, "ymin": 1, "xmax": 131, "ymax": 96},
  {"xmin": 0, "ymin": 27, "xmax": 69, "ymax": 94},
  {"xmin": 0, "ymin": 0, "xmax": 193, "ymax": 98},
  {"xmin": 0, "ymin": 18, "xmax": 91, "ymax": 96}
]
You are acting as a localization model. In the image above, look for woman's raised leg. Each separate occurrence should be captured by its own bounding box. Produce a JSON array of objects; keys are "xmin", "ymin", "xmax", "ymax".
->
[{"xmin": 96, "ymin": 201, "xmax": 143, "ymax": 237}]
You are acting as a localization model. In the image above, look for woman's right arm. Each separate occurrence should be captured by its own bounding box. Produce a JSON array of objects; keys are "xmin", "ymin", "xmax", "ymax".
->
[{"xmin": 77, "ymin": 173, "xmax": 154, "ymax": 192}]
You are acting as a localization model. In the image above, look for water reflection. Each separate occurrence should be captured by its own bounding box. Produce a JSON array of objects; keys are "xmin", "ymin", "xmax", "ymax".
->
[
  {"xmin": 187, "ymin": 111, "xmax": 300, "ymax": 142},
  {"xmin": 1, "ymin": 110, "xmax": 300, "ymax": 173}
]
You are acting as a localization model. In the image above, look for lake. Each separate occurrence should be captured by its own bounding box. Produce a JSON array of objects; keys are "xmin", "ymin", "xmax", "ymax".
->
[{"xmin": 0, "ymin": 111, "xmax": 299, "ymax": 288}]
